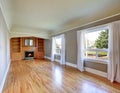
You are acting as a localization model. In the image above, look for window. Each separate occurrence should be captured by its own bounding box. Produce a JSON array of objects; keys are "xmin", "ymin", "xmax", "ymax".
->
[
  {"xmin": 84, "ymin": 27, "xmax": 109, "ymax": 61},
  {"xmin": 51, "ymin": 34, "xmax": 65, "ymax": 64},
  {"xmin": 55, "ymin": 37, "xmax": 62, "ymax": 54}
]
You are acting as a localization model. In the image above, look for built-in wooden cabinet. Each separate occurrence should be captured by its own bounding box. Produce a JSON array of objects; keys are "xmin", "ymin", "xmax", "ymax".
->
[
  {"xmin": 38, "ymin": 38, "xmax": 44, "ymax": 52},
  {"xmin": 37, "ymin": 38, "xmax": 44, "ymax": 59},
  {"xmin": 10, "ymin": 37, "xmax": 44, "ymax": 61},
  {"xmin": 11, "ymin": 38, "xmax": 21, "ymax": 53}
]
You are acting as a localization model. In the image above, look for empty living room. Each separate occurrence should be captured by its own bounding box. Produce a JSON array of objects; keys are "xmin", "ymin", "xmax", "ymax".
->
[{"xmin": 0, "ymin": 0, "xmax": 120, "ymax": 93}]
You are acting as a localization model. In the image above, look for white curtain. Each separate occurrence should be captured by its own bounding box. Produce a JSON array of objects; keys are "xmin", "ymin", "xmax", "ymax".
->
[
  {"xmin": 51, "ymin": 37, "xmax": 55, "ymax": 62},
  {"xmin": 51, "ymin": 34, "xmax": 65, "ymax": 64},
  {"xmin": 77, "ymin": 30, "xmax": 85, "ymax": 72},
  {"xmin": 108, "ymin": 21, "xmax": 120, "ymax": 83}
]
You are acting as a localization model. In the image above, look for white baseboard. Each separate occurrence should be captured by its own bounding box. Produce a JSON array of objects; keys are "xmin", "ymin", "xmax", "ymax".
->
[
  {"xmin": 66, "ymin": 62, "xmax": 77, "ymax": 68},
  {"xmin": 0, "ymin": 59, "xmax": 11, "ymax": 93},
  {"xmin": 85, "ymin": 67, "xmax": 107, "ymax": 78},
  {"xmin": 44, "ymin": 56, "xmax": 51, "ymax": 60}
]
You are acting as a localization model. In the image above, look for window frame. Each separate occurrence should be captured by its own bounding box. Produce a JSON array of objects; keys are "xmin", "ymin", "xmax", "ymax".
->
[
  {"xmin": 83, "ymin": 25, "xmax": 109, "ymax": 64},
  {"xmin": 54, "ymin": 36, "xmax": 62, "ymax": 55}
]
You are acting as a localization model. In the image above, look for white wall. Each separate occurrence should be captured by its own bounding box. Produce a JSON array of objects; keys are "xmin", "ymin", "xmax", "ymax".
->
[
  {"xmin": 0, "ymin": 7, "xmax": 10, "ymax": 93},
  {"xmin": 0, "ymin": 0, "xmax": 12, "ymax": 29}
]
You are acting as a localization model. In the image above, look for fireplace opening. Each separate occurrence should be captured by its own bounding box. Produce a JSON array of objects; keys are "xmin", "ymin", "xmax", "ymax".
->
[{"xmin": 25, "ymin": 51, "xmax": 34, "ymax": 60}]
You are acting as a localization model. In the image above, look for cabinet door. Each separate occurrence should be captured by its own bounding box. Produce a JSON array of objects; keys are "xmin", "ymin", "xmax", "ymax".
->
[{"xmin": 37, "ymin": 52, "xmax": 44, "ymax": 59}]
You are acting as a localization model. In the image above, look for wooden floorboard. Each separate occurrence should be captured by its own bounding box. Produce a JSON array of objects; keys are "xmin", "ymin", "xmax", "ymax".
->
[{"xmin": 2, "ymin": 59, "xmax": 120, "ymax": 93}]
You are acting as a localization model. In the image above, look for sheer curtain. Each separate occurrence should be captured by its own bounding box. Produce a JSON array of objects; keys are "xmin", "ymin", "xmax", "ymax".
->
[
  {"xmin": 51, "ymin": 34, "xmax": 65, "ymax": 64},
  {"xmin": 108, "ymin": 21, "xmax": 120, "ymax": 83},
  {"xmin": 77, "ymin": 30, "xmax": 85, "ymax": 72},
  {"xmin": 60, "ymin": 34, "xmax": 65, "ymax": 64},
  {"xmin": 51, "ymin": 37, "xmax": 55, "ymax": 62}
]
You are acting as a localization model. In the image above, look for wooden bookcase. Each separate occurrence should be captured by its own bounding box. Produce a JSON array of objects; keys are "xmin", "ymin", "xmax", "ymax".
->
[
  {"xmin": 37, "ymin": 38, "xmax": 44, "ymax": 59},
  {"xmin": 10, "ymin": 37, "xmax": 44, "ymax": 61},
  {"xmin": 38, "ymin": 38, "xmax": 44, "ymax": 52},
  {"xmin": 11, "ymin": 38, "xmax": 21, "ymax": 53}
]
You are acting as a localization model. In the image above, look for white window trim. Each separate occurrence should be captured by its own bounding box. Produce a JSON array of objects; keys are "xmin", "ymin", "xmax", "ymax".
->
[
  {"xmin": 84, "ymin": 25, "xmax": 109, "ymax": 33},
  {"xmin": 83, "ymin": 25, "xmax": 109, "ymax": 64},
  {"xmin": 54, "ymin": 53, "xmax": 61, "ymax": 56},
  {"xmin": 55, "ymin": 48, "xmax": 61, "ymax": 55},
  {"xmin": 84, "ymin": 48, "xmax": 108, "ymax": 52},
  {"xmin": 84, "ymin": 49, "xmax": 108, "ymax": 63}
]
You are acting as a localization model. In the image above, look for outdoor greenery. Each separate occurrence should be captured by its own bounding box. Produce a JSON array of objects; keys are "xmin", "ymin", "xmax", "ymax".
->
[
  {"xmin": 95, "ymin": 30, "xmax": 108, "ymax": 49},
  {"xmin": 85, "ymin": 30, "xmax": 108, "ymax": 60},
  {"xmin": 85, "ymin": 51, "xmax": 108, "ymax": 60},
  {"xmin": 86, "ymin": 51, "xmax": 107, "ymax": 55}
]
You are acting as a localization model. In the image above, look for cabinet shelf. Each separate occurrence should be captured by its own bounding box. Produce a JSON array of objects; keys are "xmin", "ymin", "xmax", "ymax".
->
[
  {"xmin": 11, "ymin": 38, "xmax": 21, "ymax": 53},
  {"xmin": 38, "ymin": 39, "xmax": 44, "ymax": 52}
]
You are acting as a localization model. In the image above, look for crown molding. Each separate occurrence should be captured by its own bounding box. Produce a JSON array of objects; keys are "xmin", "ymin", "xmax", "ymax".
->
[{"xmin": 52, "ymin": 13, "xmax": 120, "ymax": 36}]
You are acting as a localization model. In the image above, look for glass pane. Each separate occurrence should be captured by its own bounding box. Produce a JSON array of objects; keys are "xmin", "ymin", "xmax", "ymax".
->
[
  {"xmin": 84, "ymin": 51, "xmax": 96, "ymax": 59},
  {"xmin": 85, "ymin": 30, "xmax": 108, "ymax": 49},
  {"xmin": 98, "ymin": 52, "xmax": 108, "ymax": 60},
  {"xmin": 55, "ymin": 38, "xmax": 62, "ymax": 49},
  {"xmin": 56, "ymin": 49, "xmax": 61, "ymax": 54},
  {"xmin": 55, "ymin": 38, "xmax": 62, "ymax": 54}
]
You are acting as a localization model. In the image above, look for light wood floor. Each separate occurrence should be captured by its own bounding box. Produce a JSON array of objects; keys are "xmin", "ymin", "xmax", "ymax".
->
[{"xmin": 3, "ymin": 59, "xmax": 120, "ymax": 93}]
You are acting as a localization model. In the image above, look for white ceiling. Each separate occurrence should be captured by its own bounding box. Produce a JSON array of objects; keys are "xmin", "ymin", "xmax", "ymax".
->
[{"xmin": 9, "ymin": 0, "xmax": 120, "ymax": 35}]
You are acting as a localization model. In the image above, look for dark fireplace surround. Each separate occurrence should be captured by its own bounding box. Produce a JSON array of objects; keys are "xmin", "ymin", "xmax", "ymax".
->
[{"xmin": 25, "ymin": 51, "xmax": 34, "ymax": 60}]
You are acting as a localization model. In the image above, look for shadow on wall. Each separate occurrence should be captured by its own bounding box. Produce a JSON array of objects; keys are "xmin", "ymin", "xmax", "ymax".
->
[{"xmin": 0, "ymin": 8, "xmax": 10, "ymax": 93}]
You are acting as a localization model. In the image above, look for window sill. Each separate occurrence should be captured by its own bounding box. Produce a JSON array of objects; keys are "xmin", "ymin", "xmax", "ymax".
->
[
  {"xmin": 84, "ymin": 58, "xmax": 108, "ymax": 65},
  {"xmin": 54, "ymin": 53, "xmax": 61, "ymax": 56}
]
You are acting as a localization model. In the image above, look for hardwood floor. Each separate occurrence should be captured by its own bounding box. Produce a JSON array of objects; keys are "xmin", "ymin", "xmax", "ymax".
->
[{"xmin": 3, "ymin": 59, "xmax": 120, "ymax": 93}]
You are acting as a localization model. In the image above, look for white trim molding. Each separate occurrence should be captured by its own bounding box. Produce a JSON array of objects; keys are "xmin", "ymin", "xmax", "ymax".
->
[
  {"xmin": 66, "ymin": 62, "xmax": 77, "ymax": 68},
  {"xmin": 85, "ymin": 67, "xmax": 107, "ymax": 78},
  {"xmin": 10, "ymin": 27, "xmax": 50, "ymax": 39},
  {"xmin": 0, "ymin": 60, "xmax": 11, "ymax": 93},
  {"xmin": 52, "ymin": 13, "xmax": 120, "ymax": 35},
  {"xmin": 44, "ymin": 56, "xmax": 51, "ymax": 60},
  {"xmin": 54, "ymin": 59, "xmax": 61, "ymax": 63}
]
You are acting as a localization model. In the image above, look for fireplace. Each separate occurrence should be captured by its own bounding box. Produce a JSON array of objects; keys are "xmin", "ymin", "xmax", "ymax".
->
[{"xmin": 25, "ymin": 51, "xmax": 34, "ymax": 60}]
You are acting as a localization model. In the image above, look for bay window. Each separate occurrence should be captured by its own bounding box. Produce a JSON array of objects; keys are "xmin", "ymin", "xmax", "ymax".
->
[{"xmin": 84, "ymin": 27, "xmax": 109, "ymax": 62}]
